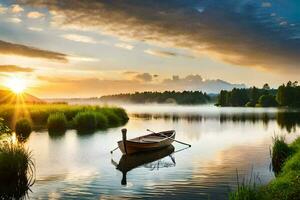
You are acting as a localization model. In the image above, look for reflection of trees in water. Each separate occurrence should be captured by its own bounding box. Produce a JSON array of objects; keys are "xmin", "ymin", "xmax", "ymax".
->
[
  {"xmin": 132, "ymin": 112, "xmax": 300, "ymax": 132},
  {"xmin": 277, "ymin": 112, "xmax": 300, "ymax": 133}
]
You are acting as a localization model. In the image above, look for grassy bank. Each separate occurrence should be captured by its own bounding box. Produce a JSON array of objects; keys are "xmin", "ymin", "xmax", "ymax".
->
[
  {"xmin": 230, "ymin": 136, "xmax": 300, "ymax": 200},
  {"xmin": 0, "ymin": 120, "xmax": 35, "ymax": 199},
  {"xmin": 0, "ymin": 104, "xmax": 129, "ymax": 132}
]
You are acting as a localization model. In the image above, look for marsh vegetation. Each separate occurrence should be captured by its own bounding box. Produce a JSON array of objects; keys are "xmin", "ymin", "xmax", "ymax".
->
[
  {"xmin": 0, "ymin": 104, "xmax": 129, "ymax": 133},
  {"xmin": 0, "ymin": 120, "xmax": 35, "ymax": 199}
]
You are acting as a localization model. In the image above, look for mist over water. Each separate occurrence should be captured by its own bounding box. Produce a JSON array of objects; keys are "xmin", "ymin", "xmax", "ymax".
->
[{"xmin": 25, "ymin": 104, "xmax": 300, "ymax": 199}]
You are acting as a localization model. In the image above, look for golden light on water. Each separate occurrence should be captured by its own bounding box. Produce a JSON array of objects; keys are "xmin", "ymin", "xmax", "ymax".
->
[{"xmin": 5, "ymin": 76, "xmax": 27, "ymax": 94}]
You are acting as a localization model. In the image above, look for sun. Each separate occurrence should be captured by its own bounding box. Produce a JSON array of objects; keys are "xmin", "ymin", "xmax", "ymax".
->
[{"xmin": 5, "ymin": 77, "xmax": 27, "ymax": 94}]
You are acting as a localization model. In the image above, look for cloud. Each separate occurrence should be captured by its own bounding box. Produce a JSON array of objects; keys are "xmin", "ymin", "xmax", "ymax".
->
[
  {"xmin": 36, "ymin": 76, "xmax": 156, "ymax": 97},
  {"xmin": 122, "ymin": 71, "xmax": 138, "ymax": 75},
  {"xmin": 27, "ymin": 11, "xmax": 44, "ymax": 19},
  {"xmin": 0, "ymin": 65, "xmax": 34, "ymax": 73},
  {"xmin": 36, "ymin": 73, "xmax": 245, "ymax": 97},
  {"xmin": 8, "ymin": 17, "xmax": 22, "ymax": 23},
  {"xmin": 144, "ymin": 49, "xmax": 177, "ymax": 58},
  {"xmin": 0, "ymin": 4, "xmax": 7, "ymax": 14},
  {"xmin": 279, "ymin": 21, "xmax": 288, "ymax": 26},
  {"xmin": 115, "ymin": 43, "xmax": 134, "ymax": 50},
  {"xmin": 161, "ymin": 75, "xmax": 246, "ymax": 93},
  {"xmin": 122, "ymin": 71, "xmax": 154, "ymax": 82},
  {"xmin": 68, "ymin": 56, "xmax": 99, "ymax": 62},
  {"xmin": 11, "ymin": 4, "xmax": 24, "ymax": 13},
  {"xmin": 261, "ymin": 2, "xmax": 272, "ymax": 8},
  {"xmin": 0, "ymin": 40, "xmax": 68, "ymax": 62},
  {"xmin": 28, "ymin": 27, "xmax": 43, "ymax": 32},
  {"xmin": 61, "ymin": 34, "xmax": 97, "ymax": 44},
  {"xmin": 18, "ymin": 0, "xmax": 300, "ymax": 73},
  {"xmin": 144, "ymin": 49, "xmax": 194, "ymax": 59},
  {"xmin": 134, "ymin": 73, "xmax": 153, "ymax": 82}
]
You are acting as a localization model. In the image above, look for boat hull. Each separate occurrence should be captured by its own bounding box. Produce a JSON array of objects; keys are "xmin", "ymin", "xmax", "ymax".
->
[{"xmin": 118, "ymin": 130, "xmax": 175, "ymax": 155}]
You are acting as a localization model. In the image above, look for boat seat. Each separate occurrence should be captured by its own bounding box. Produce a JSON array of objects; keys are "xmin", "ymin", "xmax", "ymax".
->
[{"xmin": 140, "ymin": 137, "xmax": 164, "ymax": 142}]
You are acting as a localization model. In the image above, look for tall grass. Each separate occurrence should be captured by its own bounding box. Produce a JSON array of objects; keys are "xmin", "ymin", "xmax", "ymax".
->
[
  {"xmin": 229, "ymin": 169, "xmax": 261, "ymax": 200},
  {"xmin": 15, "ymin": 119, "xmax": 32, "ymax": 142},
  {"xmin": 0, "ymin": 139, "xmax": 35, "ymax": 199},
  {"xmin": 94, "ymin": 113, "xmax": 108, "ymax": 129},
  {"xmin": 47, "ymin": 113, "xmax": 68, "ymax": 134},
  {"xmin": 271, "ymin": 136, "xmax": 291, "ymax": 175},
  {"xmin": 73, "ymin": 111, "xmax": 97, "ymax": 132}
]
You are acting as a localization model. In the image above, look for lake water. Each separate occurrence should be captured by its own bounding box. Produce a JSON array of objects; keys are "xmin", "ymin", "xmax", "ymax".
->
[{"xmin": 25, "ymin": 105, "xmax": 300, "ymax": 199}]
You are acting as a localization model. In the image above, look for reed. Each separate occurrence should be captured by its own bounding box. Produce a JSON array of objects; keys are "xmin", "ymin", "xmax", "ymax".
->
[
  {"xmin": 47, "ymin": 113, "xmax": 68, "ymax": 134},
  {"xmin": 0, "ymin": 141, "xmax": 35, "ymax": 199},
  {"xmin": 229, "ymin": 169, "xmax": 261, "ymax": 200},
  {"xmin": 271, "ymin": 136, "xmax": 291, "ymax": 175},
  {"xmin": 15, "ymin": 119, "xmax": 32, "ymax": 141},
  {"xmin": 73, "ymin": 111, "xmax": 97, "ymax": 131},
  {"xmin": 94, "ymin": 113, "xmax": 108, "ymax": 129},
  {"xmin": 103, "ymin": 110, "xmax": 122, "ymax": 127}
]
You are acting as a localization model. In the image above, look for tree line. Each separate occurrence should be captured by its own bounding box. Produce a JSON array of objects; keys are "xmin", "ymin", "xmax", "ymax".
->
[
  {"xmin": 217, "ymin": 81, "xmax": 300, "ymax": 107},
  {"xmin": 100, "ymin": 91, "xmax": 211, "ymax": 105}
]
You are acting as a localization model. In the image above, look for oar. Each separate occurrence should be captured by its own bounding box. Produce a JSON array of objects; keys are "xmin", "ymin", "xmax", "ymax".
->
[
  {"xmin": 110, "ymin": 146, "xmax": 119, "ymax": 154},
  {"xmin": 146, "ymin": 129, "xmax": 191, "ymax": 147}
]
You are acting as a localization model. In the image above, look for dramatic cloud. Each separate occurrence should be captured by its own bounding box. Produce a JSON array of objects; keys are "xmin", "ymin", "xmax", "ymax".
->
[
  {"xmin": 0, "ymin": 40, "xmax": 68, "ymax": 61},
  {"xmin": 18, "ymin": 0, "xmax": 300, "ymax": 72},
  {"xmin": 61, "ymin": 34, "xmax": 97, "ymax": 44},
  {"xmin": 11, "ymin": 4, "xmax": 23, "ymax": 13},
  {"xmin": 115, "ymin": 43, "xmax": 134, "ymax": 50},
  {"xmin": 27, "ymin": 11, "xmax": 44, "ymax": 19},
  {"xmin": 0, "ymin": 65, "xmax": 34, "ymax": 73}
]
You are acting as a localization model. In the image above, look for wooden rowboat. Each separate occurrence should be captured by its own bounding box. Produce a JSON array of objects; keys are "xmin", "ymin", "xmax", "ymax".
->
[{"xmin": 118, "ymin": 129, "xmax": 176, "ymax": 155}]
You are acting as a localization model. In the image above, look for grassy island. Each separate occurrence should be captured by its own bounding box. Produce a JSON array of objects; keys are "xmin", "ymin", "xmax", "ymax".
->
[{"xmin": 0, "ymin": 104, "xmax": 129, "ymax": 133}]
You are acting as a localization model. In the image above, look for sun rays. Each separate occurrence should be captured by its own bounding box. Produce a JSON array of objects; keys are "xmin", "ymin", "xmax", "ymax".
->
[{"xmin": 1, "ymin": 76, "xmax": 32, "ymax": 128}]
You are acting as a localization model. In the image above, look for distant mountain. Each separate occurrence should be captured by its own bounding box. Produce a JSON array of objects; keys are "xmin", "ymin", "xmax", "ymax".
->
[
  {"xmin": 194, "ymin": 79, "xmax": 246, "ymax": 93},
  {"xmin": 0, "ymin": 90, "xmax": 44, "ymax": 104}
]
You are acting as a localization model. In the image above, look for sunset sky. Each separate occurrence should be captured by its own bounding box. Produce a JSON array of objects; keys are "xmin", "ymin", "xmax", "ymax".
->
[{"xmin": 0, "ymin": 0, "xmax": 299, "ymax": 98}]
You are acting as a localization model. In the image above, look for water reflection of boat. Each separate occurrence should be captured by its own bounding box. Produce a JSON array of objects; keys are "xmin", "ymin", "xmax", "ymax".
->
[{"xmin": 112, "ymin": 145, "xmax": 175, "ymax": 185}]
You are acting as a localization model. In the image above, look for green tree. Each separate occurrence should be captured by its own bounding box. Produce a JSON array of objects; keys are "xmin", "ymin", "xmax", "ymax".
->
[{"xmin": 258, "ymin": 94, "xmax": 278, "ymax": 107}]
